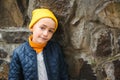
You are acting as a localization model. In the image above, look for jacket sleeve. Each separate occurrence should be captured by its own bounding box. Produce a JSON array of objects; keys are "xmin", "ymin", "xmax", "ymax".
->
[
  {"xmin": 58, "ymin": 45, "xmax": 69, "ymax": 80},
  {"xmin": 8, "ymin": 49, "xmax": 23, "ymax": 80}
]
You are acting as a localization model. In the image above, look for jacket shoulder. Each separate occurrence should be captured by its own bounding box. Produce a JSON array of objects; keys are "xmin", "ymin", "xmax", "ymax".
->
[
  {"xmin": 44, "ymin": 41, "xmax": 62, "ymax": 57},
  {"xmin": 46, "ymin": 41, "xmax": 61, "ymax": 48},
  {"xmin": 13, "ymin": 42, "xmax": 32, "ymax": 55}
]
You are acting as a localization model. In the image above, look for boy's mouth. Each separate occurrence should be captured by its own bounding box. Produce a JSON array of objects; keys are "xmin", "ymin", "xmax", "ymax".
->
[{"xmin": 41, "ymin": 37, "xmax": 47, "ymax": 41}]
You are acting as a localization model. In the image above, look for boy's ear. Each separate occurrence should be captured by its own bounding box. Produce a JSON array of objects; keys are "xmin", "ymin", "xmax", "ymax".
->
[{"xmin": 30, "ymin": 28, "xmax": 33, "ymax": 32}]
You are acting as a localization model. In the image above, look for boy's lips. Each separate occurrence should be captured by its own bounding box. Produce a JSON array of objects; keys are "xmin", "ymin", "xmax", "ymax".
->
[{"xmin": 40, "ymin": 37, "xmax": 47, "ymax": 41}]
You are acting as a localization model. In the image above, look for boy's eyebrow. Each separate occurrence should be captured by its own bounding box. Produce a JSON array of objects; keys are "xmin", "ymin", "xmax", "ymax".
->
[
  {"xmin": 50, "ymin": 28, "xmax": 55, "ymax": 30},
  {"xmin": 42, "ymin": 24, "xmax": 47, "ymax": 27}
]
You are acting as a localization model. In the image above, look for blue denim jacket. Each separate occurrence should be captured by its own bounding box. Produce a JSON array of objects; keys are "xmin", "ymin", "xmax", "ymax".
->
[{"xmin": 8, "ymin": 41, "xmax": 69, "ymax": 80}]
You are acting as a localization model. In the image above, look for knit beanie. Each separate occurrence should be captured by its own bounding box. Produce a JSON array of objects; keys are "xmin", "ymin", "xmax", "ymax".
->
[{"xmin": 29, "ymin": 8, "xmax": 58, "ymax": 31}]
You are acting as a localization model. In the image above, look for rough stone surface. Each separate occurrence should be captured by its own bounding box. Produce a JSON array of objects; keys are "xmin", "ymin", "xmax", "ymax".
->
[
  {"xmin": 0, "ymin": 60, "xmax": 9, "ymax": 80},
  {"xmin": 0, "ymin": 0, "xmax": 23, "ymax": 27},
  {"xmin": 0, "ymin": 0, "xmax": 120, "ymax": 80}
]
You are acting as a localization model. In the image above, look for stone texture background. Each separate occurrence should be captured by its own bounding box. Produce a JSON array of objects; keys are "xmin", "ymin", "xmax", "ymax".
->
[{"xmin": 0, "ymin": 0, "xmax": 120, "ymax": 80}]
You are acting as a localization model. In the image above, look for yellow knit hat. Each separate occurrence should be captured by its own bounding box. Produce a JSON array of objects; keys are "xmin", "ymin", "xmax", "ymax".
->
[{"xmin": 29, "ymin": 8, "xmax": 58, "ymax": 31}]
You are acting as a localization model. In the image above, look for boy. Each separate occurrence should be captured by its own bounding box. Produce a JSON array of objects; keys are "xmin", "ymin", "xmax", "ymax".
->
[{"xmin": 8, "ymin": 8, "xmax": 69, "ymax": 80}]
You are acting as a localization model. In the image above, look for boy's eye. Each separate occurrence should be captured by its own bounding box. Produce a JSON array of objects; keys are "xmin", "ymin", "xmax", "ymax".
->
[{"xmin": 49, "ymin": 30, "xmax": 54, "ymax": 33}]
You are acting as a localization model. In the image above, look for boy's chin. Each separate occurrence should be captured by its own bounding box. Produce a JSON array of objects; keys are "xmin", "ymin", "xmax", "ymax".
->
[{"xmin": 38, "ymin": 41, "xmax": 47, "ymax": 44}]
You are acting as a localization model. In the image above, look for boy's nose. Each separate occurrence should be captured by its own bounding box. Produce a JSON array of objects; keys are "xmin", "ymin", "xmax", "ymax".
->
[{"xmin": 43, "ymin": 30, "xmax": 48, "ymax": 36}]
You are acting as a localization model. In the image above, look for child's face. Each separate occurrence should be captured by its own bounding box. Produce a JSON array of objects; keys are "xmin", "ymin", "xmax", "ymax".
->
[{"xmin": 30, "ymin": 18, "xmax": 56, "ymax": 44}]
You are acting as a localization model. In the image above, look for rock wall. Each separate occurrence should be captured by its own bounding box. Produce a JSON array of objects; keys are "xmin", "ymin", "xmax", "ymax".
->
[{"xmin": 0, "ymin": 0, "xmax": 120, "ymax": 80}]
